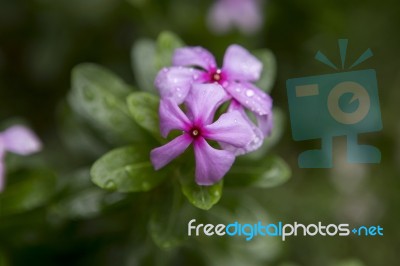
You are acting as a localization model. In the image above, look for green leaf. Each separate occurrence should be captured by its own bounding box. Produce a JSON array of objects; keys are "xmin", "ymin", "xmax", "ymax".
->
[
  {"xmin": 49, "ymin": 188, "xmax": 106, "ymax": 221},
  {"xmin": 149, "ymin": 184, "xmax": 189, "ymax": 249},
  {"xmin": 49, "ymin": 168, "xmax": 128, "ymax": 221},
  {"xmin": 179, "ymin": 170, "xmax": 223, "ymax": 210},
  {"xmin": 131, "ymin": 39, "xmax": 158, "ymax": 93},
  {"xmin": 334, "ymin": 259, "xmax": 365, "ymax": 266},
  {"xmin": 68, "ymin": 63, "xmax": 144, "ymax": 145},
  {"xmin": 244, "ymin": 107, "xmax": 285, "ymax": 160},
  {"xmin": 254, "ymin": 49, "xmax": 277, "ymax": 93},
  {"xmin": 72, "ymin": 63, "xmax": 132, "ymax": 97},
  {"xmin": 91, "ymin": 146, "xmax": 166, "ymax": 193},
  {"xmin": 131, "ymin": 32, "xmax": 184, "ymax": 93},
  {"xmin": 0, "ymin": 169, "xmax": 56, "ymax": 216},
  {"xmin": 155, "ymin": 31, "xmax": 184, "ymax": 69},
  {"xmin": 0, "ymin": 249, "xmax": 9, "ymax": 266},
  {"xmin": 57, "ymin": 101, "xmax": 107, "ymax": 158},
  {"xmin": 225, "ymin": 156, "xmax": 291, "ymax": 188},
  {"xmin": 205, "ymin": 197, "xmax": 281, "ymax": 263},
  {"xmin": 126, "ymin": 0, "xmax": 147, "ymax": 7},
  {"xmin": 127, "ymin": 92, "xmax": 161, "ymax": 140}
]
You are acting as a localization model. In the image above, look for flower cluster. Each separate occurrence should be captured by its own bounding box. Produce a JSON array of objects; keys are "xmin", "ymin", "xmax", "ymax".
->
[
  {"xmin": 0, "ymin": 125, "xmax": 42, "ymax": 192},
  {"xmin": 151, "ymin": 45, "xmax": 273, "ymax": 185}
]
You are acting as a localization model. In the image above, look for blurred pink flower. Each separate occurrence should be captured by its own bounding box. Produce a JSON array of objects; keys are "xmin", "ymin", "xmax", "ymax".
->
[
  {"xmin": 0, "ymin": 125, "xmax": 42, "ymax": 192},
  {"xmin": 155, "ymin": 44, "xmax": 273, "ymax": 155},
  {"xmin": 207, "ymin": 0, "xmax": 263, "ymax": 35},
  {"xmin": 151, "ymin": 84, "xmax": 253, "ymax": 185}
]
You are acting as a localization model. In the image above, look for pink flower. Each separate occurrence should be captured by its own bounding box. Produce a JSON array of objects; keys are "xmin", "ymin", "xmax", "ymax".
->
[
  {"xmin": 150, "ymin": 84, "xmax": 253, "ymax": 186},
  {"xmin": 155, "ymin": 44, "xmax": 273, "ymax": 155},
  {"xmin": 207, "ymin": 0, "xmax": 263, "ymax": 35},
  {"xmin": 0, "ymin": 125, "xmax": 42, "ymax": 192}
]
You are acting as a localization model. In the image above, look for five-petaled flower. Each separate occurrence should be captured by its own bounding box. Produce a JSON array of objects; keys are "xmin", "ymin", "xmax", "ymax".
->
[
  {"xmin": 155, "ymin": 44, "xmax": 273, "ymax": 155},
  {"xmin": 150, "ymin": 84, "xmax": 253, "ymax": 185},
  {"xmin": 0, "ymin": 125, "xmax": 42, "ymax": 192},
  {"xmin": 207, "ymin": 0, "xmax": 263, "ymax": 35}
]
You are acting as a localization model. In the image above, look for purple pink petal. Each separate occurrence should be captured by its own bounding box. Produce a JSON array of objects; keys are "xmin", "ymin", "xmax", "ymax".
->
[{"xmin": 193, "ymin": 137, "xmax": 235, "ymax": 185}]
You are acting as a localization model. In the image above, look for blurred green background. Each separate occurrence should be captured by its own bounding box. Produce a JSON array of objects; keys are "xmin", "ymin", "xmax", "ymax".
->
[{"xmin": 0, "ymin": 0, "xmax": 399, "ymax": 265}]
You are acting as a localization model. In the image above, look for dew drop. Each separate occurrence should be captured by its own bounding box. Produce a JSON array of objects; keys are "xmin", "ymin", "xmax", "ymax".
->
[
  {"xmin": 105, "ymin": 180, "xmax": 117, "ymax": 190},
  {"xmin": 246, "ymin": 89, "xmax": 255, "ymax": 97},
  {"xmin": 163, "ymin": 68, "xmax": 169, "ymax": 72},
  {"xmin": 125, "ymin": 165, "xmax": 135, "ymax": 174}
]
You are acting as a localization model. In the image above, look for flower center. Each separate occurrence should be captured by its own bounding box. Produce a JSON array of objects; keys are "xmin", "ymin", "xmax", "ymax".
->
[
  {"xmin": 190, "ymin": 127, "xmax": 201, "ymax": 138},
  {"xmin": 211, "ymin": 69, "xmax": 222, "ymax": 83}
]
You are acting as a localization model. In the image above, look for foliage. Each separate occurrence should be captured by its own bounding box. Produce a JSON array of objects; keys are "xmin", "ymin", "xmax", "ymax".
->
[{"xmin": 1, "ymin": 0, "xmax": 399, "ymax": 265}]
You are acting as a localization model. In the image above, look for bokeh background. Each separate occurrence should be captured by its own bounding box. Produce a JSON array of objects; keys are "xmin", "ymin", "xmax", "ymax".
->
[{"xmin": 1, "ymin": 0, "xmax": 399, "ymax": 265}]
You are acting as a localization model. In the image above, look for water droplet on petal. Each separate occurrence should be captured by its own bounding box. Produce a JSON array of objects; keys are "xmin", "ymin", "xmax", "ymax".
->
[
  {"xmin": 163, "ymin": 68, "xmax": 169, "ymax": 72},
  {"xmin": 246, "ymin": 89, "xmax": 255, "ymax": 97}
]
